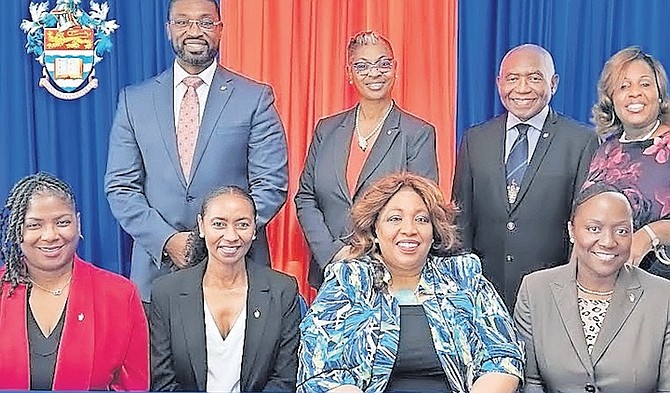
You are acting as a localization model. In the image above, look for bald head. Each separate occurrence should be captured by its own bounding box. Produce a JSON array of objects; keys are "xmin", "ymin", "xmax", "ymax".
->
[{"xmin": 497, "ymin": 44, "xmax": 559, "ymax": 121}]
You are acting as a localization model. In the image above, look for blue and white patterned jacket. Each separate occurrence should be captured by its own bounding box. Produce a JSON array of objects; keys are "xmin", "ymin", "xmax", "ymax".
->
[{"xmin": 297, "ymin": 253, "xmax": 524, "ymax": 393}]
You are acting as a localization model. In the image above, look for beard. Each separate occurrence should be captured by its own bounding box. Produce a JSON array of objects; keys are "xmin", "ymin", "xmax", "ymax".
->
[{"xmin": 172, "ymin": 39, "xmax": 217, "ymax": 67}]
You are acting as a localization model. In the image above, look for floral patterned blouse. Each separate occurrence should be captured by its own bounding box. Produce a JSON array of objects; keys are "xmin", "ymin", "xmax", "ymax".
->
[
  {"xmin": 583, "ymin": 131, "xmax": 670, "ymax": 228},
  {"xmin": 297, "ymin": 253, "xmax": 524, "ymax": 393}
]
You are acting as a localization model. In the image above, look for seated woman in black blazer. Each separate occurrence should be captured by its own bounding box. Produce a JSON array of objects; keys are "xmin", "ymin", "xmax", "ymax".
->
[{"xmin": 150, "ymin": 186, "xmax": 300, "ymax": 392}]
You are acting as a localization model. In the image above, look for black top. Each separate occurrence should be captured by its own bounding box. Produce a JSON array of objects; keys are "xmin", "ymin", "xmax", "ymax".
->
[
  {"xmin": 385, "ymin": 305, "xmax": 451, "ymax": 392},
  {"xmin": 27, "ymin": 300, "xmax": 66, "ymax": 390}
]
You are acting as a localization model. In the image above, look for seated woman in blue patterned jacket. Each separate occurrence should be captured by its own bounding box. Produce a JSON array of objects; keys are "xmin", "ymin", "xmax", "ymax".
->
[{"xmin": 298, "ymin": 172, "xmax": 524, "ymax": 393}]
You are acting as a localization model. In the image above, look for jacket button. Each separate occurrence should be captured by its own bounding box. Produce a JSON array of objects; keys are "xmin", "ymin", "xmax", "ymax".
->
[
  {"xmin": 186, "ymin": 196, "xmax": 195, "ymax": 202},
  {"xmin": 505, "ymin": 255, "xmax": 513, "ymax": 263},
  {"xmin": 584, "ymin": 383, "xmax": 596, "ymax": 392},
  {"xmin": 506, "ymin": 221, "xmax": 516, "ymax": 231}
]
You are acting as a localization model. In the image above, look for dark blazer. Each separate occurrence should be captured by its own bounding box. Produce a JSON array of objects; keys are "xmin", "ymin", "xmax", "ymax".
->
[
  {"xmin": 514, "ymin": 262, "xmax": 670, "ymax": 393},
  {"xmin": 452, "ymin": 109, "xmax": 599, "ymax": 309},
  {"xmin": 105, "ymin": 65, "xmax": 288, "ymax": 300},
  {"xmin": 0, "ymin": 255, "xmax": 149, "ymax": 390},
  {"xmin": 295, "ymin": 104, "xmax": 438, "ymax": 287},
  {"xmin": 150, "ymin": 260, "xmax": 300, "ymax": 392}
]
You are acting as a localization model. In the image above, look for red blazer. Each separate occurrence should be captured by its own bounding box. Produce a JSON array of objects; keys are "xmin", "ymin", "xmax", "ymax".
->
[{"xmin": 0, "ymin": 255, "xmax": 149, "ymax": 390}]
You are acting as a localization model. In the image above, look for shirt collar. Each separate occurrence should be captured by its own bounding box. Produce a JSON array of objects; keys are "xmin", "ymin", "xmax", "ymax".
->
[
  {"xmin": 173, "ymin": 60, "xmax": 218, "ymax": 88},
  {"xmin": 505, "ymin": 105, "xmax": 550, "ymax": 132}
]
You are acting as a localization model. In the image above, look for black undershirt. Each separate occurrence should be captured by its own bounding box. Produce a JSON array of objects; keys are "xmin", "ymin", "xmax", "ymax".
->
[
  {"xmin": 27, "ymin": 298, "xmax": 66, "ymax": 390},
  {"xmin": 385, "ymin": 305, "xmax": 451, "ymax": 392}
]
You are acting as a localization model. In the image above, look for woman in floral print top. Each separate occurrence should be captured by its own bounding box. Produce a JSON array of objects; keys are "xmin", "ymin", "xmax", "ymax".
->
[
  {"xmin": 584, "ymin": 47, "xmax": 670, "ymax": 279},
  {"xmin": 297, "ymin": 173, "xmax": 523, "ymax": 393}
]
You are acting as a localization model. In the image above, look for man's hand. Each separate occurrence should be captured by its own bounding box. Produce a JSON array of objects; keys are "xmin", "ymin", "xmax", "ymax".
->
[{"xmin": 164, "ymin": 232, "xmax": 191, "ymax": 269}]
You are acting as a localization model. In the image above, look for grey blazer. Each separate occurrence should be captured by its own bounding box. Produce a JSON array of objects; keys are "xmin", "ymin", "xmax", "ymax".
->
[
  {"xmin": 514, "ymin": 262, "xmax": 670, "ymax": 393},
  {"xmin": 452, "ymin": 109, "xmax": 599, "ymax": 309},
  {"xmin": 105, "ymin": 65, "xmax": 288, "ymax": 300},
  {"xmin": 294, "ymin": 104, "xmax": 438, "ymax": 287},
  {"xmin": 150, "ymin": 260, "xmax": 300, "ymax": 392}
]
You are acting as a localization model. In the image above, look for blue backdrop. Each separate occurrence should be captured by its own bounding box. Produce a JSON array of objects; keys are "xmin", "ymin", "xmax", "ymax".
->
[{"xmin": 1, "ymin": 0, "xmax": 669, "ymax": 275}]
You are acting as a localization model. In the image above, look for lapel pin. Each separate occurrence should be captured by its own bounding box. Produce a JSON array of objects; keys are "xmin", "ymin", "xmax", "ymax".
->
[
  {"xmin": 78, "ymin": 313, "xmax": 84, "ymax": 321},
  {"xmin": 220, "ymin": 85, "xmax": 227, "ymax": 91},
  {"xmin": 542, "ymin": 132, "xmax": 549, "ymax": 138},
  {"xmin": 386, "ymin": 130, "xmax": 392, "ymax": 135},
  {"xmin": 629, "ymin": 293, "xmax": 635, "ymax": 303},
  {"xmin": 253, "ymin": 308, "xmax": 261, "ymax": 319}
]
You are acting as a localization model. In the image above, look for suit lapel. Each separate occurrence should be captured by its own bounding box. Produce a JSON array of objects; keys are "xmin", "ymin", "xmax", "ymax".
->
[
  {"xmin": 0, "ymin": 284, "xmax": 31, "ymax": 388},
  {"xmin": 354, "ymin": 106, "xmax": 401, "ymax": 198},
  {"xmin": 550, "ymin": 263, "xmax": 594, "ymax": 374},
  {"xmin": 53, "ymin": 256, "xmax": 94, "ymax": 390},
  {"xmin": 330, "ymin": 109, "xmax": 356, "ymax": 203},
  {"xmin": 153, "ymin": 68, "xmax": 186, "ymax": 187},
  {"xmin": 189, "ymin": 67, "xmax": 234, "ymax": 184},
  {"xmin": 240, "ymin": 263, "xmax": 270, "ymax": 391},
  {"xmin": 510, "ymin": 109, "xmax": 558, "ymax": 213},
  {"xmin": 177, "ymin": 263, "xmax": 207, "ymax": 390},
  {"xmin": 486, "ymin": 115, "xmax": 511, "ymax": 212},
  {"xmin": 590, "ymin": 266, "xmax": 642, "ymax": 364}
]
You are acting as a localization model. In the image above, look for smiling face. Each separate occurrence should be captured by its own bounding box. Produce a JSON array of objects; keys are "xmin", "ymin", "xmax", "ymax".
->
[
  {"xmin": 497, "ymin": 46, "xmax": 558, "ymax": 121},
  {"xmin": 375, "ymin": 187, "xmax": 433, "ymax": 277},
  {"xmin": 611, "ymin": 59, "xmax": 660, "ymax": 130},
  {"xmin": 167, "ymin": 0, "xmax": 222, "ymax": 74},
  {"xmin": 21, "ymin": 192, "xmax": 79, "ymax": 276},
  {"xmin": 197, "ymin": 193, "xmax": 255, "ymax": 267},
  {"xmin": 569, "ymin": 192, "xmax": 632, "ymax": 283},
  {"xmin": 347, "ymin": 42, "xmax": 396, "ymax": 101}
]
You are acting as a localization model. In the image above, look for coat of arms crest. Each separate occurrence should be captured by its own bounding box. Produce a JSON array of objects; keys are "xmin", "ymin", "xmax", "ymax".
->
[{"xmin": 21, "ymin": 0, "xmax": 119, "ymax": 99}]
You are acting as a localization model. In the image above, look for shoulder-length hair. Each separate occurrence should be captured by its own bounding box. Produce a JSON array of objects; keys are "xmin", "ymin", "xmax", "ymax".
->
[
  {"xmin": 592, "ymin": 46, "xmax": 670, "ymax": 137},
  {"xmin": 348, "ymin": 172, "xmax": 459, "ymax": 260}
]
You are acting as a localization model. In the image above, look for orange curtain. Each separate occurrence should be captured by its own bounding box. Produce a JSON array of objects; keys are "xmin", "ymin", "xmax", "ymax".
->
[{"xmin": 220, "ymin": 0, "xmax": 457, "ymax": 300}]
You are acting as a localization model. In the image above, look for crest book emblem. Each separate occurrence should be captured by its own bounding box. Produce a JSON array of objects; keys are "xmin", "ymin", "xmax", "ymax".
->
[{"xmin": 21, "ymin": 0, "xmax": 119, "ymax": 99}]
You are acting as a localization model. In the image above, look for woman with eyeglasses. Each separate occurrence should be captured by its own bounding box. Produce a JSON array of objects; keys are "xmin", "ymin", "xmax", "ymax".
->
[
  {"xmin": 583, "ymin": 47, "xmax": 670, "ymax": 279},
  {"xmin": 295, "ymin": 31, "xmax": 438, "ymax": 288}
]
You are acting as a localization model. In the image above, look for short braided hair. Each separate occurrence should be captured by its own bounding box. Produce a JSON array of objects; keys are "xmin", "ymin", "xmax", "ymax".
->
[{"xmin": 0, "ymin": 172, "xmax": 76, "ymax": 295}]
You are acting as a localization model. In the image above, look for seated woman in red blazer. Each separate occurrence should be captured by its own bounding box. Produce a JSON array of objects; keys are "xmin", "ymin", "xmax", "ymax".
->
[{"xmin": 0, "ymin": 172, "xmax": 149, "ymax": 390}]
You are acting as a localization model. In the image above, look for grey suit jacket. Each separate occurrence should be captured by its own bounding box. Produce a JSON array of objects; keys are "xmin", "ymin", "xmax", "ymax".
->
[
  {"xmin": 452, "ymin": 109, "xmax": 599, "ymax": 309},
  {"xmin": 514, "ymin": 262, "xmax": 670, "ymax": 393},
  {"xmin": 294, "ymin": 105, "xmax": 438, "ymax": 287},
  {"xmin": 105, "ymin": 65, "xmax": 288, "ymax": 300},
  {"xmin": 150, "ymin": 260, "xmax": 300, "ymax": 392}
]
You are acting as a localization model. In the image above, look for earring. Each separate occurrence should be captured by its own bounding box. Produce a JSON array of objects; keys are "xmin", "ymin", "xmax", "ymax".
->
[
  {"xmin": 79, "ymin": 233, "xmax": 84, "ymax": 240},
  {"xmin": 199, "ymin": 232, "xmax": 204, "ymax": 238},
  {"xmin": 349, "ymin": 80, "xmax": 353, "ymax": 85},
  {"xmin": 374, "ymin": 238, "xmax": 379, "ymax": 244},
  {"xmin": 659, "ymin": 98, "xmax": 663, "ymax": 103},
  {"xmin": 252, "ymin": 235, "xmax": 257, "ymax": 241},
  {"xmin": 569, "ymin": 237, "xmax": 574, "ymax": 244}
]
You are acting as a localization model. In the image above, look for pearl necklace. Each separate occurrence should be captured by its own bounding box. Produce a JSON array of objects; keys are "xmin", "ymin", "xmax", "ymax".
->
[
  {"xmin": 576, "ymin": 280, "xmax": 614, "ymax": 297},
  {"xmin": 354, "ymin": 101, "xmax": 394, "ymax": 151},
  {"xmin": 29, "ymin": 276, "xmax": 72, "ymax": 296},
  {"xmin": 619, "ymin": 119, "xmax": 661, "ymax": 143}
]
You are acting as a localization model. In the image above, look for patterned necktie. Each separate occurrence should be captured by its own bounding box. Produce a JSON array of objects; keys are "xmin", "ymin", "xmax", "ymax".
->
[
  {"xmin": 177, "ymin": 76, "xmax": 205, "ymax": 181},
  {"xmin": 506, "ymin": 123, "xmax": 529, "ymax": 203}
]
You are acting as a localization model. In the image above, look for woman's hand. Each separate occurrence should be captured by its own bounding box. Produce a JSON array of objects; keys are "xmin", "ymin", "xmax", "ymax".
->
[
  {"xmin": 471, "ymin": 372, "xmax": 519, "ymax": 393},
  {"xmin": 629, "ymin": 228, "xmax": 653, "ymax": 266}
]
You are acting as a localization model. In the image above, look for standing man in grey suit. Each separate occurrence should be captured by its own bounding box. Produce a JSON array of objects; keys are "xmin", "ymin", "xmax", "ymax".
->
[
  {"xmin": 104, "ymin": 0, "xmax": 288, "ymax": 302},
  {"xmin": 452, "ymin": 44, "xmax": 599, "ymax": 310}
]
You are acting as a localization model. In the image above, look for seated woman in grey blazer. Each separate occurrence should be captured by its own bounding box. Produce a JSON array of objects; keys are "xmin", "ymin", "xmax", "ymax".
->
[
  {"xmin": 150, "ymin": 186, "xmax": 300, "ymax": 392},
  {"xmin": 514, "ymin": 183, "xmax": 670, "ymax": 393}
]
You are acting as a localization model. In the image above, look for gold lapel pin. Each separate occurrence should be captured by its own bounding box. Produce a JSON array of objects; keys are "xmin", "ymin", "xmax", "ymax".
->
[
  {"xmin": 253, "ymin": 308, "xmax": 261, "ymax": 319},
  {"xmin": 220, "ymin": 85, "xmax": 227, "ymax": 91},
  {"xmin": 629, "ymin": 293, "xmax": 635, "ymax": 303},
  {"xmin": 78, "ymin": 313, "xmax": 84, "ymax": 321},
  {"xmin": 542, "ymin": 132, "xmax": 549, "ymax": 138}
]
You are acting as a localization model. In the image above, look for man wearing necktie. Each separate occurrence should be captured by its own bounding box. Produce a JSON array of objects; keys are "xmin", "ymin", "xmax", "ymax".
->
[
  {"xmin": 104, "ymin": 0, "xmax": 288, "ymax": 303},
  {"xmin": 452, "ymin": 44, "xmax": 599, "ymax": 310}
]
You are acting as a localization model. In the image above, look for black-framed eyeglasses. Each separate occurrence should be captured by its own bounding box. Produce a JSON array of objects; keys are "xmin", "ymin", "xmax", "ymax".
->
[
  {"xmin": 167, "ymin": 19, "xmax": 222, "ymax": 31},
  {"xmin": 351, "ymin": 58, "xmax": 394, "ymax": 76}
]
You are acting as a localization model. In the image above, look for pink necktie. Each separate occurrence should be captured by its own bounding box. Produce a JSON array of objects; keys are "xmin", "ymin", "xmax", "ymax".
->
[{"xmin": 177, "ymin": 76, "xmax": 205, "ymax": 181}]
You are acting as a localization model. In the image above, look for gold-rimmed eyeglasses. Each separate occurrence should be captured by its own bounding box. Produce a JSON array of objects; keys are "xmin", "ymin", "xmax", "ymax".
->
[
  {"xmin": 351, "ymin": 58, "xmax": 394, "ymax": 76},
  {"xmin": 167, "ymin": 19, "xmax": 222, "ymax": 31}
]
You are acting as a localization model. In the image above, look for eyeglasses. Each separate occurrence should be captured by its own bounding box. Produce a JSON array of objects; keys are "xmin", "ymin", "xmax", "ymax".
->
[
  {"xmin": 167, "ymin": 19, "xmax": 222, "ymax": 31},
  {"xmin": 351, "ymin": 58, "xmax": 394, "ymax": 76}
]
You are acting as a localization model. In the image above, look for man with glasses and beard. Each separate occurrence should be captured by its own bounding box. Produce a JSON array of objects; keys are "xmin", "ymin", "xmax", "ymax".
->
[{"xmin": 105, "ymin": 0, "xmax": 288, "ymax": 306}]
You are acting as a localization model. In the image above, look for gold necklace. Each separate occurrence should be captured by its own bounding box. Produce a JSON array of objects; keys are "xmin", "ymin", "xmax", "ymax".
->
[
  {"xmin": 354, "ymin": 101, "xmax": 394, "ymax": 151},
  {"xmin": 29, "ymin": 275, "xmax": 72, "ymax": 296},
  {"xmin": 576, "ymin": 280, "xmax": 614, "ymax": 297}
]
